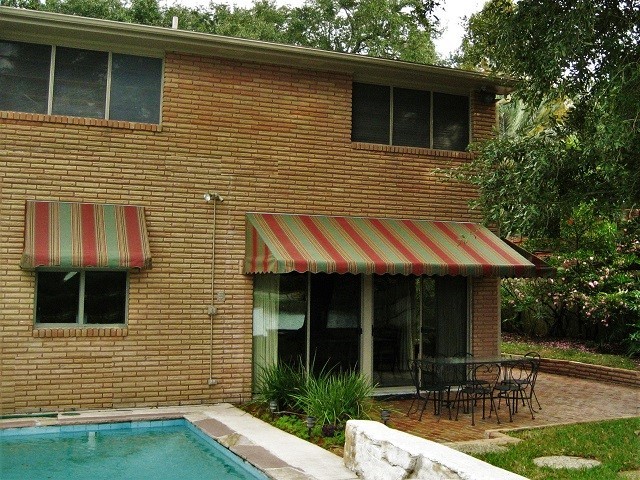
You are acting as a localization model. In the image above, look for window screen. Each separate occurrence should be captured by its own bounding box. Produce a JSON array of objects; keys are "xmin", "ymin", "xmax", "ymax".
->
[
  {"xmin": 352, "ymin": 83, "xmax": 390, "ymax": 144},
  {"xmin": 52, "ymin": 47, "xmax": 108, "ymax": 118},
  {"xmin": 0, "ymin": 41, "xmax": 51, "ymax": 114},
  {"xmin": 432, "ymin": 92, "xmax": 470, "ymax": 151},
  {"xmin": 110, "ymin": 54, "xmax": 162, "ymax": 123},
  {"xmin": 392, "ymin": 88, "xmax": 430, "ymax": 148}
]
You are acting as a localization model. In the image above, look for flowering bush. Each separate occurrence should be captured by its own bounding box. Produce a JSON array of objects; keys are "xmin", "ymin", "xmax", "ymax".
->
[{"xmin": 502, "ymin": 213, "xmax": 640, "ymax": 356}]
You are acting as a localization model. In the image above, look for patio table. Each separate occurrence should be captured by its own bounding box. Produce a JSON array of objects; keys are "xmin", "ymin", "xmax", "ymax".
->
[{"xmin": 413, "ymin": 355, "xmax": 539, "ymax": 423}]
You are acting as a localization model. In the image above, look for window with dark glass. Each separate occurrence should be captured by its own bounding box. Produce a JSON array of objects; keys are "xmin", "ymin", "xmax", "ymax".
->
[
  {"xmin": 352, "ymin": 82, "xmax": 470, "ymax": 151},
  {"xmin": 0, "ymin": 41, "xmax": 51, "ymax": 114},
  {"xmin": 36, "ymin": 271, "xmax": 127, "ymax": 325},
  {"xmin": 392, "ymin": 88, "xmax": 430, "ymax": 148},
  {"xmin": 351, "ymin": 83, "xmax": 390, "ymax": 144},
  {"xmin": 52, "ymin": 47, "xmax": 108, "ymax": 118},
  {"xmin": 432, "ymin": 92, "xmax": 470, "ymax": 151},
  {"xmin": 110, "ymin": 54, "xmax": 162, "ymax": 123},
  {"xmin": 0, "ymin": 40, "xmax": 162, "ymax": 124}
]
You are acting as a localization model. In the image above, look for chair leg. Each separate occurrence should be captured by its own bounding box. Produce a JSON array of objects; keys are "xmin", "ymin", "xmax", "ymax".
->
[
  {"xmin": 418, "ymin": 391, "xmax": 432, "ymax": 421},
  {"xmin": 490, "ymin": 394, "xmax": 500, "ymax": 425},
  {"xmin": 521, "ymin": 389, "xmax": 535, "ymax": 419},
  {"xmin": 406, "ymin": 397, "xmax": 416, "ymax": 416},
  {"xmin": 532, "ymin": 388, "xmax": 541, "ymax": 410}
]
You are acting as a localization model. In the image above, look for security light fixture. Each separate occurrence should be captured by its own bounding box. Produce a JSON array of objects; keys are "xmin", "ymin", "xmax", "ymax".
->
[
  {"xmin": 204, "ymin": 192, "xmax": 224, "ymax": 202},
  {"xmin": 479, "ymin": 87, "xmax": 498, "ymax": 105}
]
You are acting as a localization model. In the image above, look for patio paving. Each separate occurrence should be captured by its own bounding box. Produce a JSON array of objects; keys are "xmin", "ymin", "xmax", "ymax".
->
[{"xmin": 378, "ymin": 372, "xmax": 640, "ymax": 444}]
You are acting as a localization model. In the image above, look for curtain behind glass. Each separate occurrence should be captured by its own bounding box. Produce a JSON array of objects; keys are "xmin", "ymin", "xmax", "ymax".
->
[{"xmin": 252, "ymin": 274, "xmax": 280, "ymax": 386}]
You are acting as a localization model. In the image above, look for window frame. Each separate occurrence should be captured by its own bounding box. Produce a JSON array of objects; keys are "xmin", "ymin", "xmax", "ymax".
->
[
  {"xmin": 351, "ymin": 82, "xmax": 471, "ymax": 152},
  {"xmin": 0, "ymin": 41, "xmax": 163, "ymax": 124},
  {"xmin": 34, "ymin": 269, "xmax": 130, "ymax": 328}
]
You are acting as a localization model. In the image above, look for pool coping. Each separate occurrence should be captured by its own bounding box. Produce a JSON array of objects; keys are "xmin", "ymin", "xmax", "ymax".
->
[{"xmin": 0, "ymin": 403, "xmax": 358, "ymax": 480}]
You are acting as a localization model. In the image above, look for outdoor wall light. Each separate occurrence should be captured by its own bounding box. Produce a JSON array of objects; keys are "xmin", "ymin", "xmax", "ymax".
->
[
  {"xmin": 204, "ymin": 192, "xmax": 224, "ymax": 202},
  {"xmin": 479, "ymin": 87, "xmax": 498, "ymax": 105}
]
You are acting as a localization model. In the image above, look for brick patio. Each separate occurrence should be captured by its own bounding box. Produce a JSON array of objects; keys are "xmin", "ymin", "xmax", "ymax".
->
[{"xmin": 378, "ymin": 372, "xmax": 640, "ymax": 443}]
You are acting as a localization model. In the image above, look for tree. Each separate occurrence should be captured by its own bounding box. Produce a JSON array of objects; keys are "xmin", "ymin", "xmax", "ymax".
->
[
  {"xmin": 455, "ymin": 0, "xmax": 640, "ymax": 239},
  {"xmin": 287, "ymin": 0, "xmax": 439, "ymax": 63},
  {"xmin": 0, "ymin": 0, "xmax": 439, "ymax": 63}
]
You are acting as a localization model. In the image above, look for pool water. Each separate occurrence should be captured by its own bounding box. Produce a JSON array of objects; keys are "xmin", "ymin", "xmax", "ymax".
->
[{"xmin": 0, "ymin": 419, "xmax": 267, "ymax": 480}]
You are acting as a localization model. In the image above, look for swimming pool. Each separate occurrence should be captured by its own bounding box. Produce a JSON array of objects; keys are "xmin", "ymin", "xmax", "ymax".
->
[{"xmin": 0, "ymin": 419, "xmax": 268, "ymax": 480}]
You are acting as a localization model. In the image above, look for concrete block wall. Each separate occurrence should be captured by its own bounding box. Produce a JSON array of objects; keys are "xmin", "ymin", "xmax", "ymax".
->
[{"xmin": 0, "ymin": 50, "xmax": 498, "ymax": 414}]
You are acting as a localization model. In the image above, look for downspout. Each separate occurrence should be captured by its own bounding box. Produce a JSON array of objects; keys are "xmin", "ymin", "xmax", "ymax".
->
[{"xmin": 204, "ymin": 192, "xmax": 224, "ymax": 386}]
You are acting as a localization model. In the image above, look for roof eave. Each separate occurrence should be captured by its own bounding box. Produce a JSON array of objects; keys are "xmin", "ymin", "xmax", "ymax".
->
[{"xmin": 0, "ymin": 6, "xmax": 514, "ymax": 94}]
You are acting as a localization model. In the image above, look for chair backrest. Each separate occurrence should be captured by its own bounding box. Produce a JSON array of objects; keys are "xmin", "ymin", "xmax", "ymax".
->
[
  {"xmin": 509, "ymin": 359, "xmax": 536, "ymax": 384},
  {"xmin": 472, "ymin": 362, "xmax": 501, "ymax": 388}
]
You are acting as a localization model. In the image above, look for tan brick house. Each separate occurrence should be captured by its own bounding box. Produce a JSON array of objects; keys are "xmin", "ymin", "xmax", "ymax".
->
[{"xmin": 0, "ymin": 7, "xmax": 542, "ymax": 415}]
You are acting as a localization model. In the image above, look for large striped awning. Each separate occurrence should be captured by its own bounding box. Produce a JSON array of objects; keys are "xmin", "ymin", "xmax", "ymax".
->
[
  {"xmin": 20, "ymin": 201, "xmax": 152, "ymax": 270},
  {"xmin": 245, "ymin": 213, "xmax": 550, "ymax": 277}
]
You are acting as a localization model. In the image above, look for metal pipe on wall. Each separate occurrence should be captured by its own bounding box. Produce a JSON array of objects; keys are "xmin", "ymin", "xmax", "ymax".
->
[{"xmin": 204, "ymin": 192, "xmax": 223, "ymax": 386}]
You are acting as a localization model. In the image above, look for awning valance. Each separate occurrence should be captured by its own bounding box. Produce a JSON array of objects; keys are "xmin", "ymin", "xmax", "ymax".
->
[
  {"xmin": 245, "ymin": 213, "xmax": 550, "ymax": 277},
  {"xmin": 20, "ymin": 201, "xmax": 152, "ymax": 270}
]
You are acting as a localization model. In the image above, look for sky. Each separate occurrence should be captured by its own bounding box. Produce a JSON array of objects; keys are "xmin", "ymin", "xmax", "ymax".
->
[{"xmin": 169, "ymin": 0, "xmax": 488, "ymax": 58}]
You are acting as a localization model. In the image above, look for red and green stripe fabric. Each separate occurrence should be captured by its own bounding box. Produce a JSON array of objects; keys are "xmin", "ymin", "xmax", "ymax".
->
[
  {"xmin": 20, "ymin": 201, "xmax": 152, "ymax": 270},
  {"xmin": 245, "ymin": 213, "xmax": 542, "ymax": 277}
]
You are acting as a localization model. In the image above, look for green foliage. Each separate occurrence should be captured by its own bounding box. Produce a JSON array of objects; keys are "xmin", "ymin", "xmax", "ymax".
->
[
  {"xmin": 454, "ymin": 0, "xmax": 640, "ymax": 236},
  {"xmin": 253, "ymin": 362, "xmax": 307, "ymax": 412},
  {"xmin": 0, "ymin": 0, "xmax": 439, "ymax": 63},
  {"xmin": 293, "ymin": 368, "xmax": 374, "ymax": 427},
  {"xmin": 273, "ymin": 414, "xmax": 311, "ymax": 439},
  {"xmin": 502, "ymin": 217, "xmax": 640, "ymax": 355},
  {"xmin": 287, "ymin": 0, "xmax": 439, "ymax": 63},
  {"xmin": 473, "ymin": 418, "xmax": 640, "ymax": 479},
  {"xmin": 254, "ymin": 361, "xmax": 374, "ymax": 433}
]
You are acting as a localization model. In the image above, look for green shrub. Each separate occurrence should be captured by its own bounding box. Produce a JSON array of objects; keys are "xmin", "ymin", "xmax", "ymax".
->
[
  {"xmin": 273, "ymin": 415, "xmax": 310, "ymax": 439},
  {"xmin": 253, "ymin": 362, "xmax": 306, "ymax": 412},
  {"xmin": 294, "ymin": 369, "xmax": 375, "ymax": 428}
]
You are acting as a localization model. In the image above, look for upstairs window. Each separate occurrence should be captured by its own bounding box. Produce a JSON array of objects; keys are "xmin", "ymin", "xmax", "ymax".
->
[
  {"xmin": 0, "ymin": 41, "xmax": 162, "ymax": 124},
  {"xmin": 352, "ymin": 82, "xmax": 470, "ymax": 151}
]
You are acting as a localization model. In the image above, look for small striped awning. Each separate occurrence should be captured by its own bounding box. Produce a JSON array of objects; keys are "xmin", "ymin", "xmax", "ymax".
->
[
  {"xmin": 20, "ymin": 201, "xmax": 152, "ymax": 270},
  {"xmin": 245, "ymin": 213, "xmax": 549, "ymax": 277}
]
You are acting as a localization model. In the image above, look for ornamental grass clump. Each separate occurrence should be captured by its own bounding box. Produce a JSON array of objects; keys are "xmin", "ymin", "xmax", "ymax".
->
[
  {"xmin": 254, "ymin": 362, "xmax": 306, "ymax": 413},
  {"xmin": 293, "ymin": 369, "xmax": 375, "ymax": 430}
]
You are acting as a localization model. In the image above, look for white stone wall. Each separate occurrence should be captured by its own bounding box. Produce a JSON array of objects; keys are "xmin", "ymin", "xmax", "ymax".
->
[{"xmin": 344, "ymin": 420, "xmax": 528, "ymax": 480}]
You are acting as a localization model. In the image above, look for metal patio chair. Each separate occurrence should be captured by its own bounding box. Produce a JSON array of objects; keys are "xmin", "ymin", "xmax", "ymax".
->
[
  {"xmin": 407, "ymin": 359, "xmax": 451, "ymax": 421},
  {"xmin": 455, "ymin": 362, "xmax": 502, "ymax": 426},
  {"xmin": 495, "ymin": 359, "xmax": 537, "ymax": 421}
]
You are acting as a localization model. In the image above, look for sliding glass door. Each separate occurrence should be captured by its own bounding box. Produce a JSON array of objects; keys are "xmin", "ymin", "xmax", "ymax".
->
[
  {"xmin": 253, "ymin": 272, "xmax": 468, "ymax": 390},
  {"xmin": 252, "ymin": 273, "xmax": 361, "ymax": 384},
  {"xmin": 372, "ymin": 276, "xmax": 468, "ymax": 388}
]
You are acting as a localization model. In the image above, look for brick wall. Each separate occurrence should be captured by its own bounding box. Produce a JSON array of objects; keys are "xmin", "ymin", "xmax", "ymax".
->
[
  {"xmin": 539, "ymin": 359, "xmax": 640, "ymax": 388},
  {"xmin": 0, "ymin": 51, "xmax": 498, "ymax": 414},
  {"xmin": 471, "ymin": 277, "xmax": 501, "ymax": 357}
]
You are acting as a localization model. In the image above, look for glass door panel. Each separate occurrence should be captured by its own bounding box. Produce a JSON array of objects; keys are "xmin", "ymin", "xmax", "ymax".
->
[
  {"xmin": 276, "ymin": 273, "xmax": 308, "ymax": 368},
  {"xmin": 372, "ymin": 275, "xmax": 417, "ymax": 387},
  {"xmin": 309, "ymin": 273, "xmax": 361, "ymax": 374}
]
